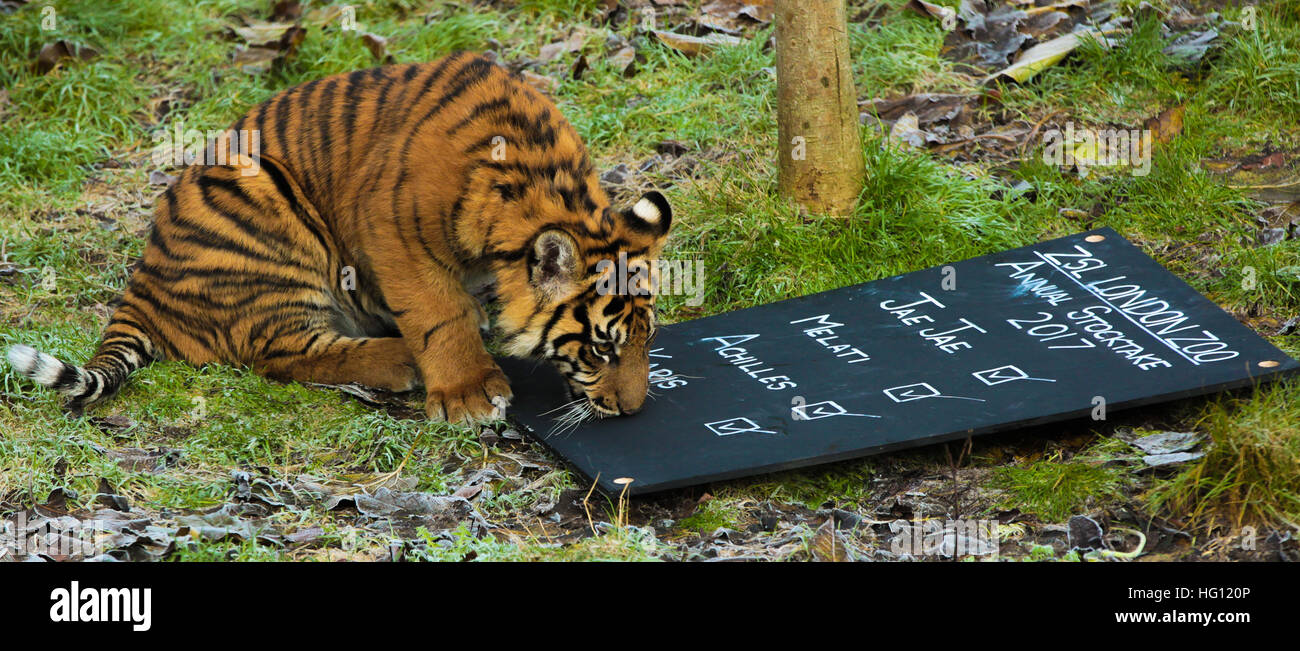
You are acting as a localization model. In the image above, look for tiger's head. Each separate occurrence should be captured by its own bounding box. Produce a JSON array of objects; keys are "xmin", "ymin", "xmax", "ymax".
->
[{"xmin": 495, "ymin": 190, "xmax": 672, "ymax": 418}]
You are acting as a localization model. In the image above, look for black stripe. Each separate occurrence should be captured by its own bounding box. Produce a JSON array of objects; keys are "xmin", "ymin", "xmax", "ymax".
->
[
  {"xmin": 400, "ymin": 53, "xmax": 465, "ymax": 126},
  {"xmin": 445, "ymin": 95, "xmax": 512, "ymax": 136},
  {"xmin": 422, "ymin": 308, "xmax": 468, "ymax": 348},
  {"xmin": 51, "ymin": 363, "xmax": 80, "ymax": 390},
  {"xmin": 124, "ymin": 285, "xmax": 217, "ymax": 351},
  {"xmin": 340, "ymin": 69, "xmax": 369, "ymax": 144},
  {"xmin": 298, "ymin": 331, "xmax": 323, "ymax": 354},
  {"xmin": 102, "ymin": 336, "xmax": 151, "ymax": 365},
  {"xmin": 528, "ymin": 303, "xmax": 570, "ymax": 357},
  {"xmin": 368, "ymin": 69, "xmax": 399, "ymax": 141},
  {"xmin": 170, "ymin": 220, "xmax": 306, "ymax": 271},
  {"xmin": 148, "ymin": 225, "xmax": 186, "ymax": 261},
  {"xmin": 270, "ymin": 89, "xmax": 295, "ymax": 158},
  {"xmin": 291, "ymin": 80, "xmax": 322, "ymax": 200},
  {"xmin": 257, "ymin": 155, "xmax": 334, "ymax": 256},
  {"xmin": 313, "ymin": 77, "xmax": 342, "ymax": 206}
]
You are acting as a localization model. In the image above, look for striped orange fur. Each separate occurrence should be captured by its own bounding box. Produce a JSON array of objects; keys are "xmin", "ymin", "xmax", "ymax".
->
[{"xmin": 8, "ymin": 52, "xmax": 673, "ymax": 424}]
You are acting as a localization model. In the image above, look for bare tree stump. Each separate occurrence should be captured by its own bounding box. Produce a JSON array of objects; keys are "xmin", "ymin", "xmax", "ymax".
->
[{"xmin": 775, "ymin": 0, "xmax": 865, "ymax": 217}]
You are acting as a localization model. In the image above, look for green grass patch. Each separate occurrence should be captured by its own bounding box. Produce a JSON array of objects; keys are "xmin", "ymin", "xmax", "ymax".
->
[
  {"xmin": 1149, "ymin": 382, "xmax": 1300, "ymax": 530},
  {"xmin": 992, "ymin": 454, "xmax": 1123, "ymax": 522}
]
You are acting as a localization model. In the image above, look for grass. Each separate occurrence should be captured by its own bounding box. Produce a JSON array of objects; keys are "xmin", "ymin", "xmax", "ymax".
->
[
  {"xmin": 2, "ymin": 0, "xmax": 1299, "ymax": 561},
  {"xmin": 1149, "ymin": 384, "xmax": 1300, "ymax": 530},
  {"xmin": 991, "ymin": 454, "xmax": 1123, "ymax": 522},
  {"xmin": 849, "ymin": 7, "xmax": 959, "ymax": 93},
  {"xmin": 1203, "ymin": 2, "xmax": 1300, "ymax": 141}
]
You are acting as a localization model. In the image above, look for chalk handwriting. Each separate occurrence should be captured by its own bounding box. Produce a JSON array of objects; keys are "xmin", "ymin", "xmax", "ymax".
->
[
  {"xmin": 791, "ymin": 400, "xmax": 880, "ymax": 420},
  {"xmin": 995, "ymin": 260, "xmax": 1073, "ymax": 306},
  {"xmin": 788, "ymin": 314, "xmax": 870, "ymax": 364},
  {"xmin": 648, "ymin": 347, "xmax": 688, "ymax": 389},
  {"xmin": 1028, "ymin": 246, "xmax": 1239, "ymax": 364},
  {"xmin": 702, "ymin": 335, "xmax": 797, "ymax": 390},
  {"xmin": 1064, "ymin": 306, "xmax": 1173, "ymax": 370},
  {"xmin": 706, "ymin": 417, "xmax": 777, "ymax": 436},
  {"xmin": 883, "ymin": 382, "xmax": 986, "ymax": 403},
  {"xmin": 878, "ymin": 292, "xmax": 987, "ymax": 353},
  {"xmin": 971, "ymin": 364, "xmax": 1057, "ymax": 386}
]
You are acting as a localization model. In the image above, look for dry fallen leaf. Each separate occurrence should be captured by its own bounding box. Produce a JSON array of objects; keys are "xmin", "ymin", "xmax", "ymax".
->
[
  {"xmin": 537, "ymin": 26, "xmax": 598, "ymax": 63},
  {"xmin": 653, "ymin": 30, "xmax": 744, "ymax": 57},
  {"xmin": 304, "ymin": 4, "xmax": 343, "ymax": 26},
  {"xmin": 1145, "ymin": 104, "xmax": 1185, "ymax": 145},
  {"xmin": 987, "ymin": 28, "xmax": 1114, "ymax": 84},
  {"xmin": 1243, "ymin": 152, "xmax": 1287, "ymax": 170},
  {"xmin": 148, "ymin": 170, "xmax": 178, "ymax": 187},
  {"xmin": 903, "ymin": 0, "xmax": 956, "ymax": 27},
  {"xmin": 699, "ymin": 0, "xmax": 774, "ymax": 32},
  {"xmin": 226, "ymin": 18, "xmax": 298, "ymax": 45},
  {"xmin": 360, "ymin": 32, "xmax": 393, "ymax": 64},
  {"xmin": 609, "ymin": 46, "xmax": 637, "ymax": 76},
  {"xmin": 1020, "ymin": 10, "xmax": 1070, "ymax": 38},
  {"xmin": 34, "ymin": 40, "xmax": 98, "ymax": 75},
  {"xmin": 270, "ymin": 0, "xmax": 301, "ymax": 21},
  {"xmin": 521, "ymin": 70, "xmax": 559, "ymax": 94},
  {"xmin": 863, "ymin": 93, "xmax": 973, "ymax": 128},
  {"xmin": 810, "ymin": 519, "xmax": 851, "ymax": 562},
  {"xmin": 230, "ymin": 23, "xmax": 305, "ymax": 74},
  {"xmin": 889, "ymin": 112, "xmax": 934, "ymax": 149}
]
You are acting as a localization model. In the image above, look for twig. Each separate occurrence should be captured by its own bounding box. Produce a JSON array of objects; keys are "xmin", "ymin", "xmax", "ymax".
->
[
  {"xmin": 1092, "ymin": 527, "xmax": 1147, "ymax": 561},
  {"xmin": 1226, "ymin": 178, "xmax": 1300, "ymax": 190},
  {"xmin": 931, "ymin": 132, "xmax": 1021, "ymax": 154},
  {"xmin": 582, "ymin": 472, "xmax": 601, "ymax": 536},
  {"xmin": 1021, "ymin": 109, "xmax": 1064, "ymax": 157}
]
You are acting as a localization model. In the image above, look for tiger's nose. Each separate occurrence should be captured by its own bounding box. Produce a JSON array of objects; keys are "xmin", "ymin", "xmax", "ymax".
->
[{"xmin": 615, "ymin": 391, "xmax": 645, "ymax": 416}]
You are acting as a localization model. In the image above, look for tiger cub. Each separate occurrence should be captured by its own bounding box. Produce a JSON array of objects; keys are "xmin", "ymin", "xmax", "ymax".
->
[{"xmin": 8, "ymin": 52, "xmax": 672, "ymax": 424}]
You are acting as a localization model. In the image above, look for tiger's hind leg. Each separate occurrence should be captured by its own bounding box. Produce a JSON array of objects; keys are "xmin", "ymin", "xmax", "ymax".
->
[{"xmin": 250, "ymin": 332, "xmax": 420, "ymax": 393}]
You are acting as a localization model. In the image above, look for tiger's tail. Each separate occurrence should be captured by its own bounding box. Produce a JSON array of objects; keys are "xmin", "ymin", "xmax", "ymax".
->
[{"xmin": 7, "ymin": 313, "xmax": 158, "ymax": 415}]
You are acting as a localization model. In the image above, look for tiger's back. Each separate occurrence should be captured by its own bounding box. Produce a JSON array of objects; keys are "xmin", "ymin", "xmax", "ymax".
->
[{"xmin": 9, "ymin": 52, "xmax": 674, "ymax": 423}]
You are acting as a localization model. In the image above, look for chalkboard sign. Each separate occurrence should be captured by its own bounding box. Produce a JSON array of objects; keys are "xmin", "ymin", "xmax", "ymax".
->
[{"xmin": 500, "ymin": 228, "xmax": 1299, "ymax": 495}]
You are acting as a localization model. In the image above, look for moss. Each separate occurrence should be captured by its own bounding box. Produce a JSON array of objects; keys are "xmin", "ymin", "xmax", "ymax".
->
[{"xmin": 992, "ymin": 455, "xmax": 1124, "ymax": 522}]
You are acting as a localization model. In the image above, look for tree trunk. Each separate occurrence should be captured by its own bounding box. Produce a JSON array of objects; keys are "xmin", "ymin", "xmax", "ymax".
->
[{"xmin": 775, "ymin": 0, "xmax": 865, "ymax": 217}]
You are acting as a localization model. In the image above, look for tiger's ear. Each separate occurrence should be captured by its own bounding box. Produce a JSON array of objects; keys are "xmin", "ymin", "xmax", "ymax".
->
[
  {"xmin": 621, "ymin": 190, "xmax": 672, "ymax": 237},
  {"xmin": 529, "ymin": 229, "xmax": 582, "ymax": 297}
]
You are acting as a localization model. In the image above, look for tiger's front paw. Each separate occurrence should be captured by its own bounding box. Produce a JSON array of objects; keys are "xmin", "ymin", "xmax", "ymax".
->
[{"xmin": 424, "ymin": 364, "xmax": 513, "ymax": 425}]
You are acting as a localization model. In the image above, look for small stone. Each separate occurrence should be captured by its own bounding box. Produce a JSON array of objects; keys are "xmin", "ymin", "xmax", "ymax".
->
[
  {"xmin": 1258, "ymin": 228, "xmax": 1287, "ymax": 247},
  {"xmin": 1278, "ymin": 316, "xmax": 1299, "ymax": 336},
  {"xmin": 600, "ymin": 163, "xmax": 630, "ymax": 186},
  {"xmin": 1131, "ymin": 431, "xmax": 1202, "ymax": 455},
  {"xmin": 1142, "ymin": 451, "xmax": 1206, "ymax": 467},
  {"xmin": 655, "ymin": 139, "xmax": 690, "ymax": 157},
  {"xmin": 831, "ymin": 508, "xmax": 864, "ymax": 531},
  {"xmin": 1067, "ymin": 515, "xmax": 1103, "ymax": 550}
]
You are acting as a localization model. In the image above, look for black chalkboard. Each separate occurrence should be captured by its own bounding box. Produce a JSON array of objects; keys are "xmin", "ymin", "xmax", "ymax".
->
[{"xmin": 500, "ymin": 228, "xmax": 1299, "ymax": 495}]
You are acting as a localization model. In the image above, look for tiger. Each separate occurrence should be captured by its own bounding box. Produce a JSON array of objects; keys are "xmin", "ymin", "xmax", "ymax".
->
[{"xmin": 6, "ymin": 52, "xmax": 673, "ymax": 424}]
